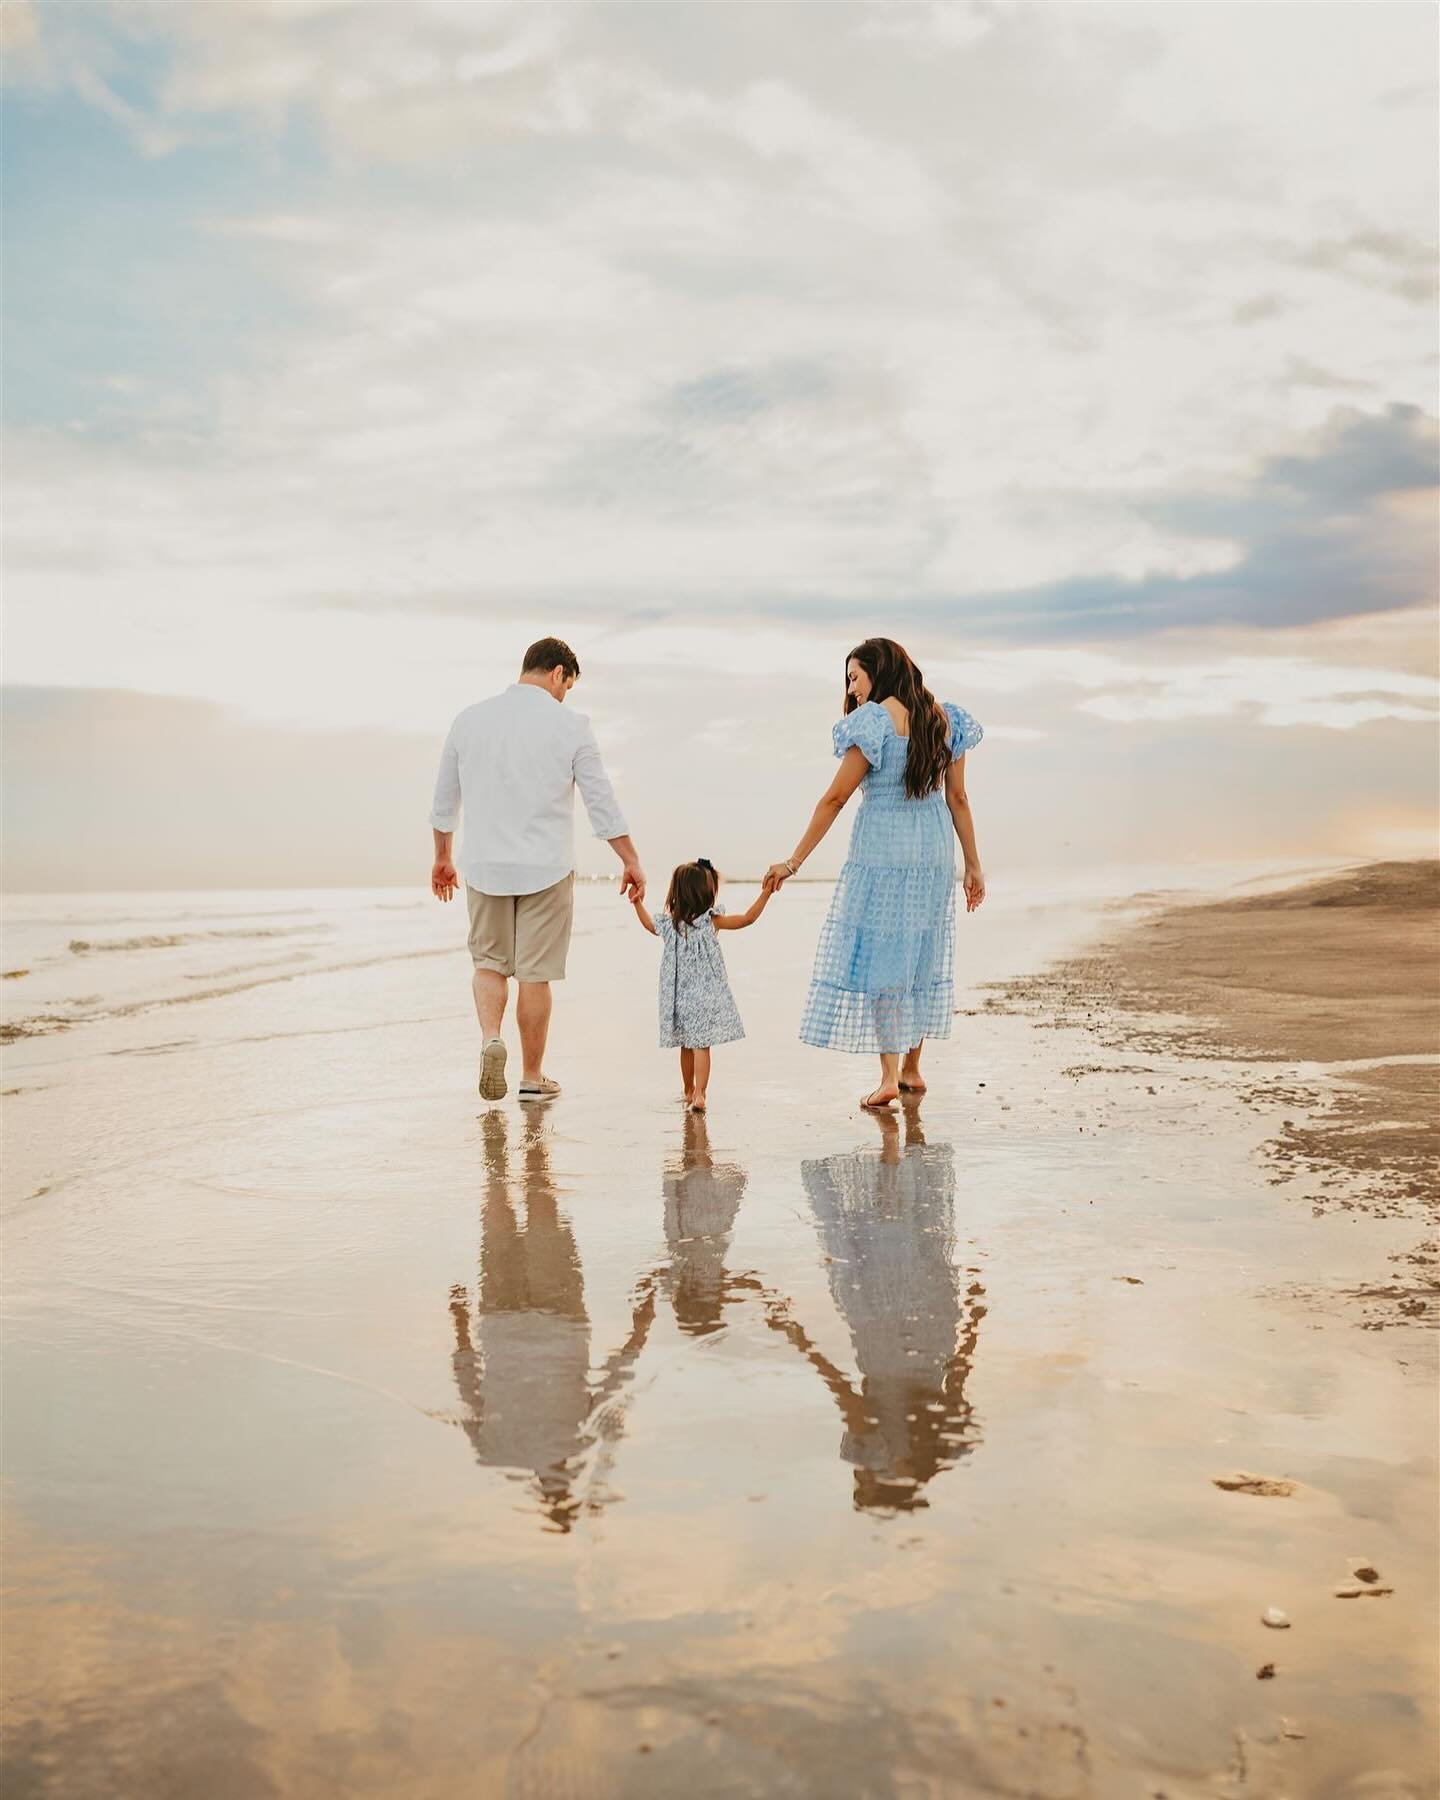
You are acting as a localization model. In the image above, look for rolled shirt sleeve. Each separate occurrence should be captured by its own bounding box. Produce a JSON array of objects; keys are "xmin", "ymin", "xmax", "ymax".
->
[
  {"xmin": 573, "ymin": 725, "xmax": 629, "ymax": 840},
  {"xmin": 430, "ymin": 724, "xmax": 461, "ymax": 832}
]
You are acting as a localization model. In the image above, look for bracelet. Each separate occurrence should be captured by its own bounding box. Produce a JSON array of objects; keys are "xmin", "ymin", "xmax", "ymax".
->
[{"xmin": 784, "ymin": 858, "xmax": 798, "ymax": 876}]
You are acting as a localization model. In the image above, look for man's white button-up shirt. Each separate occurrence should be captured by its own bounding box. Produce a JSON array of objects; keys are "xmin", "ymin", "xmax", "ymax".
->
[{"xmin": 430, "ymin": 684, "xmax": 629, "ymax": 897}]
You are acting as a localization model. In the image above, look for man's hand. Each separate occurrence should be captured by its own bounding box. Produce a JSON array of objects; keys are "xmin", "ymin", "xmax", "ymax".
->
[
  {"xmin": 432, "ymin": 860, "xmax": 458, "ymax": 901},
  {"xmin": 619, "ymin": 861, "xmax": 646, "ymax": 904}
]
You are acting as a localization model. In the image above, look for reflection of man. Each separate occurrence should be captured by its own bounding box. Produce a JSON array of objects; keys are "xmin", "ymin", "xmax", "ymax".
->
[
  {"xmin": 802, "ymin": 1119, "xmax": 984, "ymax": 1512},
  {"xmin": 449, "ymin": 1112, "xmax": 591, "ymax": 1530},
  {"xmin": 447, "ymin": 1112, "xmax": 655, "ymax": 1532},
  {"xmin": 429, "ymin": 636, "xmax": 645, "ymax": 1102}
]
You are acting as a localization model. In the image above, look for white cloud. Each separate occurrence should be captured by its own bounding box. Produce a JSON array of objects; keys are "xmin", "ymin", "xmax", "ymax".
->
[
  {"xmin": 1076, "ymin": 657, "xmax": 1437, "ymax": 732},
  {"xmin": 3, "ymin": 0, "xmax": 1436, "ymax": 890},
  {"xmin": 69, "ymin": 64, "xmax": 182, "ymax": 156},
  {"xmin": 855, "ymin": 3, "xmax": 997, "ymax": 53}
]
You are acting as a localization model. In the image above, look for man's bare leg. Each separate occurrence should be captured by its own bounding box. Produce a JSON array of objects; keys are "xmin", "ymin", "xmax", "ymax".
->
[
  {"xmin": 517, "ymin": 981, "xmax": 552, "ymax": 1084},
  {"xmin": 473, "ymin": 969, "xmax": 510, "ymax": 1099},
  {"xmin": 473, "ymin": 968, "xmax": 508, "ymax": 1039}
]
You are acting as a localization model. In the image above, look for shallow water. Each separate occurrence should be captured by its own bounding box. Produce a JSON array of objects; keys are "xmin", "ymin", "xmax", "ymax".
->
[{"xmin": 2, "ymin": 873, "xmax": 1435, "ymax": 1797}]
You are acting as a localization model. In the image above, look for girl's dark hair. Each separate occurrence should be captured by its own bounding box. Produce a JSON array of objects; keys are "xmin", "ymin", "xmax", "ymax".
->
[
  {"xmin": 666, "ymin": 861, "xmax": 720, "ymax": 930},
  {"xmin": 845, "ymin": 638, "xmax": 950, "ymax": 799}
]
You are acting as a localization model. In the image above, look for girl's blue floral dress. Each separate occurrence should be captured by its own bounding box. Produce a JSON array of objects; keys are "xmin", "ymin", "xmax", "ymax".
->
[
  {"xmin": 654, "ymin": 908, "xmax": 746, "ymax": 1049},
  {"xmin": 800, "ymin": 701, "xmax": 982, "ymax": 1055}
]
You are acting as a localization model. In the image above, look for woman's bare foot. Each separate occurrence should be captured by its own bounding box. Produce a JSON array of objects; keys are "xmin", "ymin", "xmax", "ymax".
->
[
  {"xmin": 898, "ymin": 1075, "xmax": 926, "ymax": 1093},
  {"xmin": 689, "ymin": 1094, "xmax": 707, "ymax": 1113},
  {"xmin": 860, "ymin": 1086, "xmax": 899, "ymax": 1110}
]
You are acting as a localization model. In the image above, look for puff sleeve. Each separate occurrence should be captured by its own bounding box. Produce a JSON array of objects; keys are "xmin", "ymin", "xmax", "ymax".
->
[
  {"xmin": 831, "ymin": 702, "xmax": 891, "ymax": 768},
  {"xmin": 943, "ymin": 702, "xmax": 983, "ymax": 756}
]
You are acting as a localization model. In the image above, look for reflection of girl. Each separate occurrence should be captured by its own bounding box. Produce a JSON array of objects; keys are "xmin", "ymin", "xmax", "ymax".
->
[
  {"xmin": 763, "ymin": 638, "xmax": 985, "ymax": 1111},
  {"xmin": 661, "ymin": 1112, "xmax": 745, "ymax": 1337},
  {"xmin": 802, "ymin": 1121, "xmax": 984, "ymax": 1512}
]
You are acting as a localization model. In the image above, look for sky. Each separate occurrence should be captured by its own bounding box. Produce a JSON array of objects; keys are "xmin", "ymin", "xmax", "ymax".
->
[{"xmin": 2, "ymin": 0, "xmax": 1437, "ymax": 890}]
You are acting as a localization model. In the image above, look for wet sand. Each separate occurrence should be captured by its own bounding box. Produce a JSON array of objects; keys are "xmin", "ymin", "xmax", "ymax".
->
[
  {"xmin": 994, "ymin": 861, "xmax": 1440, "ymax": 1238},
  {"xmin": 2, "ymin": 869, "xmax": 1436, "ymax": 1797}
]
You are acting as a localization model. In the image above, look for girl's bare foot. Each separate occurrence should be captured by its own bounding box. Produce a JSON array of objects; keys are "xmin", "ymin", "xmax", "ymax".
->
[
  {"xmin": 860, "ymin": 1086, "xmax": 898, "ymax": 1110},
  {"xmin": 690, "ymin": 1095, "xmax": 707, "ymax": 1113}
]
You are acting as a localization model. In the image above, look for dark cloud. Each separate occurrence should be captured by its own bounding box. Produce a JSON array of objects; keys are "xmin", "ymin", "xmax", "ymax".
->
[
  {"xmin": 1292, "ymin": 229, "xmax": 1438, "ymax": 306},
  {"xmin": 919, "ymin": 405, "xmax": 1439, "ymax": 640},
  {"xmin": 1232, "ymin": 293, "xmax": 1288, "ymax": 326},
  {"xmin": 298, "ymin": 406, "xmax": 1437, "ymax": 643},
  {"xmin": 666, "ymin": 358, "xmax": 833, "ymax": 424},
  {"xmin": 1279, "ymin": 357, "xmax": 1372, "ymax": 393},
  {"xmin": 1259, "ymin": 403, "xmax": 1437, "ymax": 504}
]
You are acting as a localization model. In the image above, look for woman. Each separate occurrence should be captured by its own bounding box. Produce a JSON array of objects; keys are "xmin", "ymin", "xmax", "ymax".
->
[{"xmin": 763, "ymin": 638, "xmax": 985, "ymax": 1110}]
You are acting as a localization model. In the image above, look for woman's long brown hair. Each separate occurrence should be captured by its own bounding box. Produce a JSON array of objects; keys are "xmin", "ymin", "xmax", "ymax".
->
[{"xmin": 844, "ymin": 638, "xmax": 950, "ymax": 799}]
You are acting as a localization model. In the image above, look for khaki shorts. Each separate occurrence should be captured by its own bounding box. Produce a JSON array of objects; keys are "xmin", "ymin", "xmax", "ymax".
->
[{"xmin": 466, "ymin": 874, "xmax": 575, "ymax": 982}]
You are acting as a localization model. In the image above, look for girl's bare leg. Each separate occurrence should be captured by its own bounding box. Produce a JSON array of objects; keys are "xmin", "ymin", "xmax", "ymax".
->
[
  {"xmin": 863, "ymin": 1052, "xmax": 901, "ymax": 1110},
  {"xmin": 689, "ymin": 1048, "xmax": 711, "ymax": 1112},
  {"xmin": 899, "ymin": 1042, "xmax": 926, "ymax": 1093},
  {"xmin": 679, "ymin": 1048, "xmax": 695, "ymax": 1102}
]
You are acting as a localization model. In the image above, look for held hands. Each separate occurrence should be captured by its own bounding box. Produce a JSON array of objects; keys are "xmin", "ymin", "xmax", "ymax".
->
[
  {"xmin": 431, "ymin": 860, "xmax": 458, "ymax": 901},
  {"xmin": 762, "ymin": 861, "xmax": 795, "ymax": 895},
  {"xmin": 619, "ymin": 862, "xmax": 646, "ymax": 904},
  {"xmin": 963, "ymin": 865, "xmax": 986, "ymax": 913}
]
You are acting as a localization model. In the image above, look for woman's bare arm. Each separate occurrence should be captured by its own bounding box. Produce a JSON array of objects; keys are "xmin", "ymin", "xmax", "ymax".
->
[
  {"xmin": 762, "ymin": 747, "xmax": 870, "ymax": 891},
  {"xmin": 945, "ymin": 754, "xmax": 985, "ymax": 911}
]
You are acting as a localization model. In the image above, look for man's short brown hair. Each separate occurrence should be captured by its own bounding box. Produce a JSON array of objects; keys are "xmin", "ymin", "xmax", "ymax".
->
[{"xmin": 521, "ymin": 637, "xmax": 580, "ymax": 680}]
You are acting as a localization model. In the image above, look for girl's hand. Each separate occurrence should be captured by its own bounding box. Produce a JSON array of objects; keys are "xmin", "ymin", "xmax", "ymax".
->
[
  {"xmin": 762, "ymin": 861, "xmax": 793, "ymax": 894},
  {"xmin": 963, "ymin": 865, "xmax": 986, "ymax": 913}
]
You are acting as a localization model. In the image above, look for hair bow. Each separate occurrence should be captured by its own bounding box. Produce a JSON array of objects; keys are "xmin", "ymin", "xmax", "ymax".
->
[{"xmin": 696, "ymin": 857, "xmax": 715, "ymax": 872}]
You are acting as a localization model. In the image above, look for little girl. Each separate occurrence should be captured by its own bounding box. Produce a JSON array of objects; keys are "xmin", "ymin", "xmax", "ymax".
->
[{"xmin": 631, "ymin": 858, "xmax": 772, "ymax": 1112}]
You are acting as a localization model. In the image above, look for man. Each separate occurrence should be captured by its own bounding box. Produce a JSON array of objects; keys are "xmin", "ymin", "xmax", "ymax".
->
[{"xmin": 430, "ymin": 637, "xmax": 644, "ymax": 1101}]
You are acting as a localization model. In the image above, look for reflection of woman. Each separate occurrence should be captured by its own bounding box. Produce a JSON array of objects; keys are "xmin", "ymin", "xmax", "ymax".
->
[
  {"xmin": 802, "ymin": 1116, "xmax": 984, "ymax": 1513},
  {"xmin": 661, "ymin": 1112, "xmax": 745, "ymax": 1336},
  {"xmin": 764, "ymin": 638, "xmax": 984, "ymax": 1111}
]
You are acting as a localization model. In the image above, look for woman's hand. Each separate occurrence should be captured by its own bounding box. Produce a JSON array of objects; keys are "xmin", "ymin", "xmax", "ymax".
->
[
  {"xmin": 962, "ymin": 865, "xmax": 986, "ymax": 913},
  {"xmin": 762, "ymin": 861, "xmax": 794, "ymax": 894}
]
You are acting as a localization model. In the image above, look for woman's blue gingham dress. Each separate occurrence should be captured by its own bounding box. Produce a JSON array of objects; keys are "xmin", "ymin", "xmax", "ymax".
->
[{"xmin": 800, "ymin": 701, "xmax": 982, "ymax": 1055}]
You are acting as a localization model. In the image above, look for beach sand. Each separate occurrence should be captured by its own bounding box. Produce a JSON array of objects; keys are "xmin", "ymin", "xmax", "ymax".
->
[
  {"xmin": 2, "ymin": 863, "xmax": 1436, "ymax": 1798},
  {"xmin": 995, "ymin": 861, "xmax": 1440, "ymax": 1232}
]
